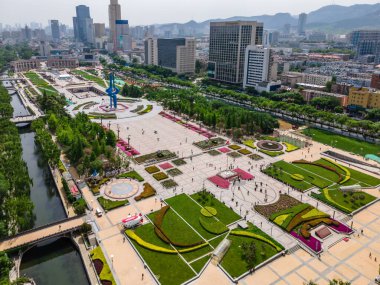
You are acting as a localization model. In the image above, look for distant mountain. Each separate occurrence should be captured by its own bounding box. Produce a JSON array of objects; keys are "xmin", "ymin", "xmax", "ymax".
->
[{"xmin": 154, "ymin": 3, "xmax": 380, "ymax": 35}]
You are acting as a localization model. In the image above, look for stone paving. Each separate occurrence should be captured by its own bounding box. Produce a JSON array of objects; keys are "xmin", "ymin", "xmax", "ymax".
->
[{"xmin": 73, "ymin": 109, "xmax": 380, "ymax": 285}]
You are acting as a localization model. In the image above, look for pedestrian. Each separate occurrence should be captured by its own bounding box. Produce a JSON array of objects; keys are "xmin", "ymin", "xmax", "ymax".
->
[
  {"xmin": 361, "ymin": 229, "xmax": 364, "ymax": 234},
  {"xmin": 370, "ymin": 252, "xmax": 372, "ymax": 258},
  {"xmin": 142, "ymin": 273, "xmax": 144, "ymax": 280}
]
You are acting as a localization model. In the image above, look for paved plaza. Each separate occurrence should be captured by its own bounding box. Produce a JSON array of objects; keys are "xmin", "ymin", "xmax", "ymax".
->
[{"xmin": 71, "ymin": 109, "xmax": 380, "ymax": 285}]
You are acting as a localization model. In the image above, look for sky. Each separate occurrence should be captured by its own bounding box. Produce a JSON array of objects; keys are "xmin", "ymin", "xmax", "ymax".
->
[{"xmin": 0, "ymin": 0, "xmax": 379, "ymax": 27}]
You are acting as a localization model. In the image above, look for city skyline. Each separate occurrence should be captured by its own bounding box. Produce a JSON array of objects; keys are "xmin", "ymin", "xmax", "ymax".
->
[{"xmin": 0, "ymin": 0, "xmax": 379, "ymax": 27}]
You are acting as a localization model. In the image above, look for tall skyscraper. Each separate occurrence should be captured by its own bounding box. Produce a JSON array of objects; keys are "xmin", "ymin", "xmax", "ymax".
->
[
  {"xmin": 208, "ymin": 21, "xmax": 263, "ymax": 84},
  {"xmin": 108, "ymin": 0, "xmax": 121, "ymax": 49},
  {"xmin": 144, "ymin": 37, "xmax": 196, "ymax": 74},
  {"xmin": 297, "ymin": 13, "xmax": 307, "ymax": 36},
  {"xmin": 243, "ymin": 45, "xmax": 277, "ymax": 89},
  {"xmin": 50, "ymin": 20, "xmax": 60, "ymax": 42},
  {"xmin": 115, "ymin": 20, "xmax": 131, "ymax": 51},
  {"xmin": 73, "ymin": 5, "xmax": 94, "ymax": 45}
]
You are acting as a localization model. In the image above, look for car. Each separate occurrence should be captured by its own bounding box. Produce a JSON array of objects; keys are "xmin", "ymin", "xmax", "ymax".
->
[
  {"xmin": 122, "ymin": 213, "xmax": 143, "ymax": 229},
  {"xmin": 375, "ymin": 276, "xmax": 380, "ymax": 284},
  {"xmin": 95, "ymin": 208, "xmax": 103, "ymax": 217}
]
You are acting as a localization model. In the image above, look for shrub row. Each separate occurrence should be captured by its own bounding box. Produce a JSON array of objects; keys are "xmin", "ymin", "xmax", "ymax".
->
[
  {"xmin": 199, "ymin": 216, "xmax": 228, "ymax": 235},
  {"xmin": 116, "ymin": 170, "xmax": 144, "ymax": 182},
  {"xmin": 230, "ymin": 230, "xmax": 282, "ymax": 252},
  {"xmin": 134, "ymin": 183, "xmax": 156, "ymax": 201}
]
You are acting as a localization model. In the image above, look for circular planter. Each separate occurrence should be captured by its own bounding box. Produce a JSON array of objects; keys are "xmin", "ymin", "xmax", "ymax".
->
[{"xmin": 257, "ymin": 140, "xmax": 284, "ymax": 151}]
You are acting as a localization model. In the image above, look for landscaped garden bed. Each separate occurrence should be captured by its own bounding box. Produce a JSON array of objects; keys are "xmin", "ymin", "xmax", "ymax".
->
[
  {"xmin": 243, "ymin": 140, "xmax": 256, "ymax": 149},
  {"xmin": 167, "ymin": 168, "xmax": 183, "ymax": 177},
  {"xmin": 238, "ymin": 149, "xmax": 252, "ymax": 155},
  {"xmin": 311, "ymin": 188, "xmax": 376, "ymax": 214},
  {"xmin": 137, "ymin": 104, "xmax": 153, "ymax": 115},
  {"xmin": 284, "ymin": 142, "xmax": 299, "ymax": 152},
  {"xmin": 161, "ymin": 179, "xmax": 178, "ymax": 188},
  {"xmin": 135, "ymin": 150, "xmax": 177, "ymax": 164},
  {"xmin": 172, "ymin": 158, "xmax": 187, "ymax": 166},
  {"xmin": 145, "ymin": 165, "xmax": 160, "ymax": 174},
  {"xmin": 90, "ymin": 247, "xmax": 116, "ymax": 285},
  {"xmin": 153, "ymin": 172, "xmax": 169, "ymax": 181},
  {"xmin": 255, "ymin": 194, "xmax": 352, "ymax": 253},
  {"xmin": 89, "ymin": 178, "xmax": 110, "ymax": 195},
  {"xmin": 257, "ymin": 140, "xmax": 283, "ymax": 151},
  {"xmin": 227, "ymin": 152, "xmax": 242, "ymax": 158},
  {"xmin": 207, "ymin": 149, "xmax": 222, "ymax": 156},
  {"xmin": 135, "ymin": 183, "xmax": 156, "ymax": 201},
  {"xmin": 97, "ymin": 197, "xmax": 129, "ymax": 211},
  {"xmin": 249, "ymin": 154, "xmax": 263, "ymax": 161},
  {"xmin": 116, "ymin": 170, "xmax": 144, "ymax": 182},
  {"xmin": 193, "ymin": 137, "xmax": 226, "ymax": 150},
  {"xmin": 258, "ymin": 149, "xmax": 284, "ymax": 157},
  {"xmin": 228, "ymin": 145, "xmax": 241, "ymax": 150}
]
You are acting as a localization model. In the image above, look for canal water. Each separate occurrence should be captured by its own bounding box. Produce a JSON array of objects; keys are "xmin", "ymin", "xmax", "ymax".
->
[{"xmin": 5, "ymin": 81, "xmax": 90, "ymax": 285}]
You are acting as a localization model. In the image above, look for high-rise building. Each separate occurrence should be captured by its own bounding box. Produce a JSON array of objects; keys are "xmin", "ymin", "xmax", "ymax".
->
[
  {"xmin": 39, "ymin": 41, "xmax": 51, "ymax": 57},
  {"xmin": 50, "ymin": 20, "xmax": 60, "ymax": 42},
  {"xmin": 108, "ymin": 0, "xmax": 121, "ymax": 49},
  {"xmin": 243, "ymin": 45, "xmax": 277, "ymax": 89},
  {"xmin": 21, "ymin": 25, "xmax": 32, "ymax": 41},
  {"xmin": 94, "ymin": 23, "xmax": 106, "ymax": 38},
  {"xmin": 208, "ymin": 21, "xmax": 263, "ymax": 84},
  {"xmin": 348, "ymin": 30, "xmax": 380, "ymax": 64},
  {"xmin": 73, "ymin": 5, "xmax": 94, "ymax": 45},
  {"xmin": 144, "ymin": 37, "xmax": 196, "ymax": 74},
  {"xmin": 115, "ymin": 20, "xmax": 131, "ymax": 51},
  {"xmin": 297, "ymin": 13, "xmax": 307, "ymax": 36},
  {"xmin": 283, "ymin": 23, "xmax": 291, "ymax": 35}
]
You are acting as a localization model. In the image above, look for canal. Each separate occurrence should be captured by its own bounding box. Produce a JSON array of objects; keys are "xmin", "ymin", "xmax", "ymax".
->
[{"xmin": 6, "ymin": 81, "xmax": 90, "ymax": 285}]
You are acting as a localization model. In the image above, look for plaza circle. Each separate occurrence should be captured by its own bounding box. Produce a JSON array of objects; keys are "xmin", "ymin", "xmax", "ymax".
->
[
  {"xmin": 103, "ymin": 179, "xmax": 139, "ymax": 200},
  {"xmin": 256, "ymin": 140, "xmax": 284, "ymax": 151}
]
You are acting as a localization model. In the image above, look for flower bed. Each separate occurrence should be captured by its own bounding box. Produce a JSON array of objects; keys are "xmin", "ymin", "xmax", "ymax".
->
[
  {"xmin": 234, "ymin": 168, "xmax": 254, "ymax": 180},
  {"xmin": 161, "ymin": 179, "xmax": 178, "ymax": 188},
  {"xmin": 135, "ymin": 150, "xmax": 177, "ymax": 164},
  {"xmin": 257, "ymin": 140, "xmax": 283, "ymax": 151},
  {"xmin": 259, "ymin": 149, "xmax": 284, "ymax": 157},
  {"xmin": 218, "ymin": 147, "xmax": 231, "ymax": 153},
  {"xmin": 207, "ymin": 175, "xmax": 230, "ymax": 189},
  {"xmin": 167, "ymin": 168, "xmax": 183, "ymax": 177},
  {"xmin": 153, "ymin": 172, "xmax": 169, "ymax": 181},
  {"xmin": 137, "ymin": 104, "xmax": 153, "ymax": 115},
  {"xmin": 134, "ymin": 183, "xmax": 156, "ymax": 201},
  {"xmin": 172, "ymin": 158, "xmax": 187, "ymax": 166},
  {"xmin": 116, "ymin": 170, "xmax": 144, "ymax": 182},
  {"xmin": 228, "ymin": 144, "xmax": 241, "ymax": 150},
  {"xmin": 238, "ymin": 149, "xmax": 252, "ymax": 155},
  {"xmin": 207, "ymin": 149, "xmax": 221, "ymax": 156},
  {"xmin": 159, "ymin": 162, "xmax": 174, "ymax": 170},
  {"xmin": 227, "ymin": 152, "xmax": 242, "ymax": 158},
  {"xmin": 193, "ymin": 137, "xmax": 226, "ymax": 150},
  {"xmin": 130, "ymin": 105, "xmax": 144, "ymax": 113},
  {"xmin": 284, "ymin": 142, "xmax": 299, "ymax": 152},
  {"xmin": 243, "ymin": 140, "xmax": 256, "ymax": 149},
  {"xmin": 90, "ymin": 247, "xmax": 116, "ymax": 285},
  {"xmin": 145, "ymin": 165, "xmax": 160, "ymax": 174},
  {"xmin": 249, "ymin": 154, "xmax": 263, "ymax": 160}
]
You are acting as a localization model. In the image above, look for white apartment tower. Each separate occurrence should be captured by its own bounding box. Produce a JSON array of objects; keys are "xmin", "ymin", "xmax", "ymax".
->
[{"xmin": 243, "ymin": 45, "xmax": 277, "ymax": 89}]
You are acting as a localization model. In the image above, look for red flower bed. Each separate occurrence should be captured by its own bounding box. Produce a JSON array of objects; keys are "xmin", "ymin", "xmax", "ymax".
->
[
  {"xmin": 218, "ymin": 147, "xmax": 231, "ymax": 153},
  {"xmin": 233, "ymin": 168, "xmax": 254, "ymax": 180},
  {"xmin": 159, "ymin": 162, "xmax": 174, "ymax": 170},
  {"xmin": 93, "ymin": 259, "xmax": 104, "ymax": 275},
  {"xmin": 208, "ymin": 175, "xmax": 230, "ymax": 189}
]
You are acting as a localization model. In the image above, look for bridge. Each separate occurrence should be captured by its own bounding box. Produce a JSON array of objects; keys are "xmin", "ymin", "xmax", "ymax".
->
[
  {"xmin": 11, "ymin": 115, "xmax": 42, "ymax": 124},
  {"xmin": 0, "ymin": 215, "xmax": 85, "ymax": 252}
]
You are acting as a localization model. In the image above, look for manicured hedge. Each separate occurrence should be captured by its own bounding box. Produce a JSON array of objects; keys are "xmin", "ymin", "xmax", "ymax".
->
[
  {"xmin": 259, "ymin": 149, "xmax": 284, "ymax": 157},
  {"xmin": 230, "ymin": 230, "xmax": 282, "ymax": 252},
  {"xmin": 117, "ymin": 170, "xmax": 144, "ymax": 182},
  {"xmin": 284, "ymin": 142, "xmax": 299, "ymax": 152},
  {"xmin": 200, "ymin": 206, "xmax": 217, "ymax": 217},
  {"xmin": 238, "ymin": 149, "xmax": 252, "ymax": 155},
  {"xmin": 172, "ymin": 158, "xmax": 187, "ymax": 166},
  {"xmin": 134, "ymin": 183, "xmax": 156, "ymax": 201},
  {"xmin": 97, "ymin": 197, "xmax": 129, "ymax": 211},
  {"xmin": 228, "ymin": 144, "xmax": 241, "ymax": 150},
  {"xmin": 153, "ymin": 172, "xmax": 169, "ymax": 181},
  {"xmin": 145, "ymin": 166, "xmax": 160, "ymax": 174}
]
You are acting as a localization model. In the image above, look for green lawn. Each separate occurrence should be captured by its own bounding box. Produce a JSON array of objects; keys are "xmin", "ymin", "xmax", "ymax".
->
[
  {"xmin": 302, "ymin": 128, "xmax": 379, "ymax": 157},
  {"xmin": 131, "ymin": 223, "xmax": 196, "ymax": 285},
  {"xmin": 264, "ymin": 161, "xmax": 321, "ymax": 191},
  {"xmin": 116, "ymin": 170, "xmax": 144, "ymax": 182},
  {"xmin": 90, "ymin": 247, "xmax": 116, "ymax": 285},
  {"xmin": 258, "ymin": 149, "xmax": 284, "ymax": 157},
  {"xmin": 24, "ymin": 72, "xmax": 59, "ymax": 95},
  {"xmin": 220, "ymin": 224, "xmax": 283, "ymax": 278},
  {"xmin": 97, "ymin": 197, "xmax": 129, "ymax": 211},
  {"xmin": 315, "ymin": 159, "xmax": 380, "ymax": 187},
  {"xmin": 191, "ymin": 192, "xmax": 241, "ymax": 225},
  {"xmin": 165, "ymin": 194, "xmax": 217, "ymax": 240},
  {"xmin": 72, "ymin": 70, "xmax": 107, "ymax": 87},
  {"xmin": 311, "ymin": 188, "xmax": 376, "ymax": 214},
  {"xmin": 189, "ymin": 255, "xmax": 210, "ymax": 273}
]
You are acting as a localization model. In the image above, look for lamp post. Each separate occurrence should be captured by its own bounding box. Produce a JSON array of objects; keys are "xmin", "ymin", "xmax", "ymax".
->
[{"xmin": 117, "ymin": 124, "xmax": 120, "ymax": 140}]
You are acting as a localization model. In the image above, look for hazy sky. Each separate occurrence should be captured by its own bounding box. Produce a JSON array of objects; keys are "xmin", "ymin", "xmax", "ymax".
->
[{"xmin": 0, "ymin": 0, "xmax": 379, "ymax": 27}]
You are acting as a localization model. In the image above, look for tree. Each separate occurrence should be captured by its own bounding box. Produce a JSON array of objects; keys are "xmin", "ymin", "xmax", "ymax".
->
[{"xmin": 241, "ymin": 241, "xmax": 257, "ymax": 269}]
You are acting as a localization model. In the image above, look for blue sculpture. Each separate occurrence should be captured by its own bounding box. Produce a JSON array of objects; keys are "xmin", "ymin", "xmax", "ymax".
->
[{"xmin": 106, "ymin": 73, "xmax": 120, "ymax": 109}]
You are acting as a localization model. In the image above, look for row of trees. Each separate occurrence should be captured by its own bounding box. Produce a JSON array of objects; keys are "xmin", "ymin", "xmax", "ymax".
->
[
  {"xmin": 0, "ymin": 44, "xmax": 35, "ymax": 71},
  {"xmin": 0, "ymin": 85, "xmax": 34, "ymax": 238},
  {"xmin": 205, "ymin": 85, "xmax": 380, "ymax": 138},
  {"xmin": 147, "ymin": 88, "xmax": 279, "ymax": 138}
]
